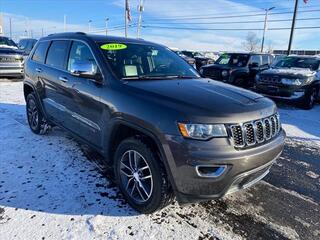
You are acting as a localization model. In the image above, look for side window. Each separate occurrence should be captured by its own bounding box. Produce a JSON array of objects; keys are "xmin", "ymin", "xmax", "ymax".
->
[
  {"xmin": 46, "ymin": 40, "xmax": 70, "ymax": 70},
  {"xmin": 249, "ymin": 55, "xmax": 262, "ymax": 66},
  {"xmin": 261, "ymin": 55, "xmax": 270, "ymax": 66},
  {"xmin": 31, "ymin": 41, "xmax": 50, "ymax": 63},
  {"xmin": 67, "ymin": 41, "xmax": 97, "ymax": 73}
]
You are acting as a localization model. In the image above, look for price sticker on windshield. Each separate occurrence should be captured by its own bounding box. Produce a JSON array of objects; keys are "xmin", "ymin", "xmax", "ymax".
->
[{"xmin": 100, "ymin": 43, "xmax": 127, "ymax": 50}]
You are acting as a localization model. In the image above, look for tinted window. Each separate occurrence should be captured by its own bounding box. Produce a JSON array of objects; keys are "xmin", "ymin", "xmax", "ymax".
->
[
  {"xmin": 215, "ymin": 54, "xmax": 249, "ymax": 67},
  {"xmin": 67, "ymin": 41, "xmax": 97, "ymax": 72},
  {"xmin": 46, "ymin": 40, "xmax": 69, "ymax": 69},
  {"xmin": 249, "ymin": 55, "xmax": 261, "ymax": 66},
  {"xmin": 99, "ymin": 42, "xmax": 199, "ymax": 80},
  {"xmin": 275, "ymin": 57, "xmax": 320, "ymax": 71},
  {"xmin": 261, "ymin": 55, "xmax": 270, "ymax": 65},
  {"xmin": 19, "ymin": 39, "xmax": 28, "ymax": 49},
  {"xmin": 31, "ymin": 41, "xmax": 50, "ymax": 63}
]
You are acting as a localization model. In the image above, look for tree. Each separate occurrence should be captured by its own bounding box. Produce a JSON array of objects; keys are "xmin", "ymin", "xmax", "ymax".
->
[{"xmin": 242, "ymin": 32, "xmax": 260, "ymax": 52}]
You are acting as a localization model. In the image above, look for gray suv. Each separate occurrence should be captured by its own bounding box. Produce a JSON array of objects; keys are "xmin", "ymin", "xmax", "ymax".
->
[{"xmin": 23, "ymin": 33, "xmax": 285, "ymax": 213}]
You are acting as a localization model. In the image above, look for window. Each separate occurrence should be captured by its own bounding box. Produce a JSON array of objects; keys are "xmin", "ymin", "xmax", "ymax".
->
[
  {"xmin": 31, "ymin": 41, "xmax": 50, "ymax": 63},
  {"xmin": 249, "ymin": 55, "xmax": 261, "ymax": 66},
  {"xmin": 215, "ymin": 54, "xmax": 249, "ymax": 66},
  {"xmin": 261, "ymin": 55, "xmax": 270, "ymax": 66},
  {"xmin": 67, "ymin": 41, "xmax": 97, "ymax": 72},
  {"xmin": 46, "ymin": 40, "xmax": 70, "ymax": 69}
]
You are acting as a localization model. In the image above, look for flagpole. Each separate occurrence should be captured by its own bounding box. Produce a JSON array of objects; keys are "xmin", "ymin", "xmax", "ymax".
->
[{"xmin": 125, "ymin": 0, "xmax": 128, "ymax": 37}]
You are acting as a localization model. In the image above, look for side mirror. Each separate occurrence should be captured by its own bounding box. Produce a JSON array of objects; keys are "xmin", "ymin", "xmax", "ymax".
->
[
  {"xmin": 249, "ymin": 62, "xmax": 259, "ymax": 68},
  {"xmin": 70, "ymin": 61, "xmax": 100, "ymax": 80}
]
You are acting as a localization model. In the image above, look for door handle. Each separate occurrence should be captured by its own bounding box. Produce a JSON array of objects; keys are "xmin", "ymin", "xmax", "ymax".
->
[
  {"xmin": 59, "ymin": 76, "xmax": 68, "ymax": 83},
  {"xmin": 36, "ymin": 68, "xmax": 42, "ymax": 73}
]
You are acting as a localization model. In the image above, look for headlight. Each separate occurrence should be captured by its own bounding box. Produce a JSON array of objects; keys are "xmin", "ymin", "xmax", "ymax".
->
[
  {"xmin": 281, "ymin": 78, "xmax": 302, "ymax": 86},
  {"xmin": 178, "ymin": 123, "xmax": 228, "ymax": 140},
  {"xmin": 221, "ymin": 70, "xmax": 229, "ymax": 77}
]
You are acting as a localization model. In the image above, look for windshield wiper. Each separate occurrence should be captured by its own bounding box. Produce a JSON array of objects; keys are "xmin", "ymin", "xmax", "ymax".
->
[{"xmin": 121, "ymin": 75, "xmax": 199, "ymax": 80}]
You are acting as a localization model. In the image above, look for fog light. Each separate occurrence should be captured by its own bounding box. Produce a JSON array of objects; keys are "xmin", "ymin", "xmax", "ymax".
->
[{"xmin": 196, "ymin": 165, "xmax": 227, "ymax": 178}]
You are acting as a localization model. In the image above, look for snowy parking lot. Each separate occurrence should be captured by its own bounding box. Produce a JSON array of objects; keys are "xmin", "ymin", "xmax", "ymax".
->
[{"xmin": 0, "ymin": 80, "xmax": 319, "ymax": 240}]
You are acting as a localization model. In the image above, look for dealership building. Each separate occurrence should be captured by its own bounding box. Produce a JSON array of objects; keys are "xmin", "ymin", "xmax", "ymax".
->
[{"xmin": 273, "ymin": 50, "xmax": 320, "ymax": 55}]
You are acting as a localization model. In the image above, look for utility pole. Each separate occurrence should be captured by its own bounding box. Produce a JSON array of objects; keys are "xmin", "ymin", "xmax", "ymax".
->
[
  {"xmin": 9, "ymin": 17, "xmax": 12, "ymax": 39},
  {"xmin": 88, "ymin": 20, "xmax": 92, "ymax": 33},
  {"xmin": 287, "ymin": 0, "xmax": 299, "ymax": 55},
  {"xmin": 63, "ymin": 15, "xmax": 67, "ymax": 32},
  {"xmin": 261, "ymin": 7, "xmax": 275, "ymax": 53},
  {"xmin": 41, "ymin": 28, "xmax": 44, "ymax": 37},
  {"xmin": 137, "ymin": 0, "xmax": 144, "ymax": 38},
  {"xmin": 105, "ymin": 18, "xmax": 109, "ymax": 36},
  {"xmin": 125, "ymin": 0, "xmax": 128, "ymax": 37}
]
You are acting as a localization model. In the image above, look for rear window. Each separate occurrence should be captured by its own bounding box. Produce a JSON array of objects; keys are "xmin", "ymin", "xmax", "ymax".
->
[
  {"xmin": 31, "ymin": 41, "xmax": 50, "ymax": 63},
  {"xmin": 45, "ymin": 40, "xmax": 70, "ymax": 69}
]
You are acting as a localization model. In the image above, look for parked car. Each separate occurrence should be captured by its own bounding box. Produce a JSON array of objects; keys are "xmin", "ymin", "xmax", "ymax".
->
[
  {"xmin": 200, "ymin": 52, "xmax": 273, "ymax": 88},
  {"xmin": 171, "ymin": 48, "xmax": 196, "ymax": 68},
  {"xmin": 18, "ymin": 38, "xmax": 37, "ymax": 57},
  {"xmin": 181, "ymin": 50, "xmax": 214, "ymax": 70},
  {"xmin": 0, "ymin": 36, "xmax": 24, "ymax": 78},
  {"xmin": 24, "ymin": 32, "xmax": 285, "ymax": 213},
  {"xmin": 255, "ymin": 55, "xmax": 320, "ymax": 109}
]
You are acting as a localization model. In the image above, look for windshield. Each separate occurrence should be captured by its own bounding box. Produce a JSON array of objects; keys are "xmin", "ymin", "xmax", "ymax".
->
[
  {"xmin": 215, "ymin": 53, "xmax": 249, "ymax": 67},
  {"xmin": 99, "ymin": 42, "xmax": 200, "ymax": 80},
  {"xmin": 0, "ymin": 37, "xmax": 17, "ymax": 48},
  {"xmin": 274, "ymin": 57, "xmax": 320, "ymax": 71}
]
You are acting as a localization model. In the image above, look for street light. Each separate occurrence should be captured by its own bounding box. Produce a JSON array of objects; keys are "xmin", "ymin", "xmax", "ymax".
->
[
  {"xmin": 261, "ymin": 7, "xmax": 275, "ymax": 53},
  {"xmin": 88, "ymin": 20, "xmax": 92, "ymax": 33}
]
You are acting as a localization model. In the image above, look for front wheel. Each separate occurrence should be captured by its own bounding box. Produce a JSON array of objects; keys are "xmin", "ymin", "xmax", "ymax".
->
[
  {"xmin": 114, "ymin": 137, "xmax": 172, "ymax": 213},
  {"xmin": 26, "ymin": 93, "xmax": 50, "ymax": 134},
  {"xmin": 300, "ymin": 87, "xmax": 318, "ymax": 110}
]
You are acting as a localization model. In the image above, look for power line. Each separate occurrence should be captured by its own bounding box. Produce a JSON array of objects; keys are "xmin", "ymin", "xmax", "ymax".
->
[{"xmin": 142, "ymin": 25, "xmax": 320, "ymax": 31}]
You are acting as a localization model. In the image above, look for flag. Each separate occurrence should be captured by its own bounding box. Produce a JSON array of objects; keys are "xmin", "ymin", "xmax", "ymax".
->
[
  {"xmin": 126, "ymin": 0, "xmax": 132, "ymax": 22},
  {"xmin": 303, "ymin": 0, "xmax": 309, "ymax": 3}
]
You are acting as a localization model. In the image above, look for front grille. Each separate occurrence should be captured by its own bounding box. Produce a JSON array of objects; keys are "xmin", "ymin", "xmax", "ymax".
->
[
  {"xmin": 203, "ymin": 68, "xmax": 222, "ymax": 80},
  {"xmin": 230, "ymin": 113, "xmax": 281, "ymax": 149},
  {"xmin": 259, "ymin": 75, "xmax": 281, "ymax": 85},
  {"xmin": 0, "ymin": 56, "xmax": 21, "ymax": 63}
]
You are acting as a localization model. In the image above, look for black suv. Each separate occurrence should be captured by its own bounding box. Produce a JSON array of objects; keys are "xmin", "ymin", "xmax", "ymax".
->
[
  {"xmin": 256, "ymin": 55, "xmax": 320, "ymax": 109},
  {"xmin": 24, "ymin": 33, "xmax": 285, "ymax": 213},
  {"xmin": 200, "ymin": 52, "xmax": 273, "ymax": 88},
  {"xmin": 181, "ymin": 50, "xmax": 214, "ymax": 70}
]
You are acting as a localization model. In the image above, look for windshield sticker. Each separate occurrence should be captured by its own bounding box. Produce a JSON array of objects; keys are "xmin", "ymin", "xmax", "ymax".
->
[{"xmin": 100, "ymin": 43, "xmax": 127, "ymax": 50}]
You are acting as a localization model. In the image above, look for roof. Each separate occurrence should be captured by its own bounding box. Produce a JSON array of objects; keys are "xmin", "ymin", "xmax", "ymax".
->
[{"xmin": 41, "ymin": 32, "xmax": 157, "ymax": 45}]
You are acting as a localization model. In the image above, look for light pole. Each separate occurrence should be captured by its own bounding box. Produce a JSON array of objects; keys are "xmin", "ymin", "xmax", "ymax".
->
[
  {"xmin": 88, "ymin": 20, "xmax": 92, "ymax": 33},
  {"xmin": 137, "ymin": 0, "xmax": 145, "ymax": 38},
  {"xmin": 261, "ymin": 7, "xmax": 275, "ymax": 53},
  {"xmin": 105, "ymin": 18, "xmax": 109, "ymax": 36},
  {"xmin": 287, "ymin": 0, "xmax": 299, "ymax": 55}
]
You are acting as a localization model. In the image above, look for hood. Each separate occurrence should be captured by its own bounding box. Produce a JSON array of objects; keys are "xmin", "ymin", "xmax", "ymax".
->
[
  {"xmin": 126, "ymin": 78, "xmax": 276, "ymax": 123},
  {"xmin": 260, "ymin": 67, "xmax": 315, "ymax": 78},
  {"xmin": 0, "ymin": 47, "xmax": 23, "ymax": 55}
]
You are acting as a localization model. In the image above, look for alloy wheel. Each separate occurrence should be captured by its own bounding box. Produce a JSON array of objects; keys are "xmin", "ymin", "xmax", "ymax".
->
[
  {"xmin": 27, "ymin": 98, "xmax": 39, "ymax": 130},
  {"xmin": 119, "ymin": 150, "xmax": 153, "ymax": 203}
]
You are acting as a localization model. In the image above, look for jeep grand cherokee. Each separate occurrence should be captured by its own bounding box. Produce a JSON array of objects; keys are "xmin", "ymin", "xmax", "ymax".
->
[{"xmin": 23, "ymin": 32, "xmax": 285, "ymax": 213}]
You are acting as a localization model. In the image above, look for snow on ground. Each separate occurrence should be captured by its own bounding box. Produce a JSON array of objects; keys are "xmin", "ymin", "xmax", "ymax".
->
[{"xmin": 0, "ymin": 81, "xmax": 319, "ymax": 240}]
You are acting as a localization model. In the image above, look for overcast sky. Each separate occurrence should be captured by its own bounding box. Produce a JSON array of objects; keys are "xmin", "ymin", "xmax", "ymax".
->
[{"xmin": 0, "ymin": 0, "xmax": 320, "ymax": 51}]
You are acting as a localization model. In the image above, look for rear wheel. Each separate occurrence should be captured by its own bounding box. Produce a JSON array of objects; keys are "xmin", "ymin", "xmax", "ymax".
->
[
  {"xmin": 301, "ymin": 87, "xmax": 318, "ymax": 110},
  {"xmin": 26, "ymin": 93, "xmax": 50, "ymax": 134},
  {"xmin": 114, "ymin": 137, "xmax": 172, "ymax": 213}
]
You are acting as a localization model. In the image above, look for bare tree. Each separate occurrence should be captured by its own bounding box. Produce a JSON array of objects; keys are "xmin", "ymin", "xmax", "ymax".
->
[{"xmin": 242, "ymin": 32, "xmax": 260, "ymax": 52}]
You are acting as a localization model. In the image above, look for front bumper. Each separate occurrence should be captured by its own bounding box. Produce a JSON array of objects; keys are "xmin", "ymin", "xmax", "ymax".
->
[
  {"xmin": 0, "ymin": 64, "xmax": 24, "ymax": 77},
  {"xmin": 255, "ymin": 83, "xmax": 306, "ymax": 100},
  {"xmin": 163, "ymin": 130, "xmax": 286, "ymax": 204}
]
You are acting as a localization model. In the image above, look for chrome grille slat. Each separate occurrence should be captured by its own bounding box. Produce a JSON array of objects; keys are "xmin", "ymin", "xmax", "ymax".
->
[{"xmin": 230, "ymin": 114, "xmax": 281, "ymax": 149}]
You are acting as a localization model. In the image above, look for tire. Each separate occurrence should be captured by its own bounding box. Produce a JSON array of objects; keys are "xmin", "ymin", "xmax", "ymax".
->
[
  {"xmin": 114, "ymin": 137, "xmax": 173, "ymax": 213},
  {"xmin": 300, "ymin": 87, "xmax": 318, "ymax": 110},
  {"xmin": 26, "ymin": 93, "xmax": 50, "ymax": 134}
]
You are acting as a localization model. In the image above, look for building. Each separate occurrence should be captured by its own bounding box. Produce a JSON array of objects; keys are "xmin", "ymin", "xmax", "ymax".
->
[{"xmin": 273, "ymin": 50, "xmax": 320, "ymax": 56}]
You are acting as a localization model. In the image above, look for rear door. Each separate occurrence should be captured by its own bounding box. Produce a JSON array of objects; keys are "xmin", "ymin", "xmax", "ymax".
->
[
  {"xmin": 64, "ymin": 40, "xmax": 104, "ymax": 147},
  {"xmin": 41, "ymin": 40, "xmax": 71, "ymax": 124}
]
